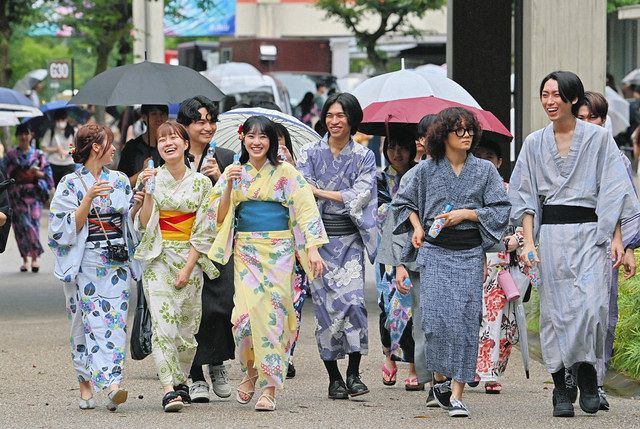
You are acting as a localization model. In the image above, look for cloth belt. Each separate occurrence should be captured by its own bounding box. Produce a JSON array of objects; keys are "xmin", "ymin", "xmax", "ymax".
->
[
  {"xmin": 426, "ymin": 227, "xmax": 482, "ymax": 250},
  {"xmin": 87, "ymin": 213, "xmax": 123, "ymax": 242},
  {"xmin": 541, "ymin": 204, "xmax": 598, "ymax": 225},
  {"xmin": 236, "ymin": 200, "xmax": 289, "ymax": 232},
  {"xmin": 159, "ymin": 210, "xmax": 195, "ymax": 241},
  {"xmin": 322, "ymin": 213, "xmax": 359, "ymax": 237}
]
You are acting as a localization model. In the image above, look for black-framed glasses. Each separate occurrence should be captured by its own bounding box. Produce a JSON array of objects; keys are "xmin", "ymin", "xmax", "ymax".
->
[{"xmin": 451, "ymin": 127, "xmax": 475, "ymax": 137}]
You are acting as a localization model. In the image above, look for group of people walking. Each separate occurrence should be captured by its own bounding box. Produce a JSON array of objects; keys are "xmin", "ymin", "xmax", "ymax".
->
[{"xmin": 3, "ymin": 69, "xmax": 636, "ymax": 419}]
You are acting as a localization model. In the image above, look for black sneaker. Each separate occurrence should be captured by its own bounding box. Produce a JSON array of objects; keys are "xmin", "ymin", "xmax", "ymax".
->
[
  {"xmin": 576, "ymin": 363, "xmax": 599, "ymax": 414},
  {"xmin": 425, "ymin": 387, "xmax": 439, "ymax": 407},
  {"xmin": 432, "ymin": 379, "xmax": 452, "ymax": 410},
  {"xmin": 552, "ymin": 388, "xmax": 575, "ymax": 417},
  {"xmin": 565, "ymin": 368, "xmax": 578, "ymax": 404},
  {"xmin": 287, "ymin": 362, "xmax": 296, "ymax": 379},
  {"xmin": 598, "ymin": 387, "xmax": 610, "ymax": 411},
  {"xmin": 346, "ymin": 373, "xmax": 370, "ymax": 397},
  {"xmin": 173, "ymin": 384, "xmax": 192, "ymax": 405},
  {"xmin": 328, "ymin": 379, "xmax": 349, "ymax": 400},
  {"xmin": 448, "ymin": 399, "xmax": 469, "ymax": 417}
]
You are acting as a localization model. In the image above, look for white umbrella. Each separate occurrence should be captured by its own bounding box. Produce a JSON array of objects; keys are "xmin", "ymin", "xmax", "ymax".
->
[
  {"xmin": 352, "ymin": 68, "xmax": 481, "ymax": 110},
  {"xmin": 622, "ymin": 68, "xmax": 640, "ymax": 86},
  {"xmin": 215, "ymin": 107, "xmax": 320, "ymax": 159},
  {"xmin": 0, "ymin": 104, "xmax": 43, "ymax": 118},
  {"xmin": 201, "ymin": 62, "xmax": 269, "ymax": 95},
  {"xmin": 604, "ymin": 86, "xmax": 631, "ymax": 136},
  {"xmin": 13, "ymin": 69, "xmax": 48, "ymax": 94}
]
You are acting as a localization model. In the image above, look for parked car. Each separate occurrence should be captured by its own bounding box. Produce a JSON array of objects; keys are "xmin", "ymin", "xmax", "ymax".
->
[{"xmin": 202, "ymin": 62, "xmax": 292, "ymax": 114}]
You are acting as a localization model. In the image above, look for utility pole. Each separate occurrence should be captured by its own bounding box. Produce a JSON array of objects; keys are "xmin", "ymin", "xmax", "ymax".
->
[{"xmin": 132, "ymin": 0, "xmax": 165, "ymax": 63}]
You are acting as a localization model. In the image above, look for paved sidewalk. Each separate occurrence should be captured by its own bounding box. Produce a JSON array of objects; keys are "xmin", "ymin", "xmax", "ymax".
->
[{"xmin": 0, "ymin": 222, "xmax": 639, "ymax": 428}]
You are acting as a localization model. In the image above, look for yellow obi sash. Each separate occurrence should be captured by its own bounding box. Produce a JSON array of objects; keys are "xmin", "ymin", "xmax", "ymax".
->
[{"xmin": 159, "ymin": 210, "xmax": 195, "ymax": 241}]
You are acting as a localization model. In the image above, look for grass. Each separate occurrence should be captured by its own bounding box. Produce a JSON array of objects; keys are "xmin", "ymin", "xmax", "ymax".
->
[{"xmin": 523, "ymin": 250, "xmax": 640, "ymax": 380}]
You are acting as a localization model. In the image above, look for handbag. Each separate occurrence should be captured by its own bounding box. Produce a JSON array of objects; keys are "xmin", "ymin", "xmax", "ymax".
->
[
  {"xmin": 75, "ymin": 172, "xmax": 129, "ymax": 262},
  {"xmin": 130, "ymin": 280, "xmax": 153, "ymax": 360}
]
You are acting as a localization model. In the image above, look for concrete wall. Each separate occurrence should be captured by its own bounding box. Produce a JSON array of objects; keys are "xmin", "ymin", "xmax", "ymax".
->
[{"xmin": 521, "ymin": 0, "xmax": 607, "ymax": 136}]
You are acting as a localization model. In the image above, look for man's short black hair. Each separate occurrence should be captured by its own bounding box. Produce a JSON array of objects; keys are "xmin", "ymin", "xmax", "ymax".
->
[
  {"xmin": 539, "ymin": 71, "xmax": 584, "ymax": 116},
  {"xmin": 319, "ymin": 92, "xmax": 362, "ymax": 136},
  {"xmin": 177, "ymin": 96, "xmax": 218, "ymax": 126}
]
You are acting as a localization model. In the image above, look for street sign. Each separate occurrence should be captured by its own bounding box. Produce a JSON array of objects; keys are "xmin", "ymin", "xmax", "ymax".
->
[{"xmin": 49, "ymin": 61, "xmax": 70, "ymax": 80}]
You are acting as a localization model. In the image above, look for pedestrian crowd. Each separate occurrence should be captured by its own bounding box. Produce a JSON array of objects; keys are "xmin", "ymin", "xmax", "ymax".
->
[{"xmin": 1, "ymin": 70, "xmax": 639, "ymax": 419}]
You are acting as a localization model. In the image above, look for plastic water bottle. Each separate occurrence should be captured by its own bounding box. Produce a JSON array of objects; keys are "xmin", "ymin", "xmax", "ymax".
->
[
  {"xmin": 232, "ymin": 153, "xmax": 240, "ymax": 189},
  {"xmin": 145, "ymin": 159, "xmax": 155, "ymax": 194},
  {"xmin": 527, "ymin": 250, "xmax": 543, "ymax": 289},
  {"xmin": 278, "ymin": 145, "xmax": 287, "ymax": 161},
  {"xmin": 205, "ymin": 141, "xmax": 217, "ymax": 163},
  {"xmin": 428, "ymin": 203, "xmax": 453, "ymax": 238}
]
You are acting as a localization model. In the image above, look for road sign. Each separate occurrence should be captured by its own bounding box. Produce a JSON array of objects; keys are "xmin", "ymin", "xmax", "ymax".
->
[{"xmin": 49, "ymin": 61, "xmax": 70, "ymax": 80}]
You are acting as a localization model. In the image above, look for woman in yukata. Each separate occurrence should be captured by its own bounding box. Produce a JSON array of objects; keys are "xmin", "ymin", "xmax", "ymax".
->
[
  {"xmin": 391, "ymin": 107, "xmax": 510, "ymax": 418},
  {"xmin": 374, "ymin": 128, "xmax": 419, "ymax": 390},
  {"xmin": 49, "ymin": 123, "xmax": 139, "ymax": 411},
  {"xmin": 3, "ymin": 123, "xmax": 54, "ymax": 272},
  {"xmin": 572, "ymin": 90, "xmax": 640, "ymax": 411},
  {"xmin": 135, "ymin": 121, "xmax": 217, "ymax": 413},
  {"xmin": 208, "ymin": 116, "xmax": 328, "ymax": 412},
  {"xmin": 509, "ymin": 71, "xmax": 639, "ymax": 418},
  {"xmin": 472, "ymin": 139, "xmax": 525, "ymax": 394}
]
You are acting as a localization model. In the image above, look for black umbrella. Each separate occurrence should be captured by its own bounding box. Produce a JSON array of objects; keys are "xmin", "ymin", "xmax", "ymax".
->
[{"xmin": 69, "ymin": 61, "xmax": 225, "ymax": 106}]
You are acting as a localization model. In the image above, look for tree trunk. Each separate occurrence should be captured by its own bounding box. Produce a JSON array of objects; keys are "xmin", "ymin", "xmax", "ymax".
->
[
  {"xmin": 93, "ymin": 39, "xmax": 116, "ymax": 124},
  {"xmin": 0, "ymin": 21, "xmax": 12, "ymax": 87},
  {"xmin": 364, "ymin": 40, "xmax": 387, "ymax": 74}
]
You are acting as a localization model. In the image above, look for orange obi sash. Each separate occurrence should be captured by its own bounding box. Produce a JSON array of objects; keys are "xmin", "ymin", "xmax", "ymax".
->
[{"xmin": 159, "ymin": 210, "xmax": 195, "ymax": 241}]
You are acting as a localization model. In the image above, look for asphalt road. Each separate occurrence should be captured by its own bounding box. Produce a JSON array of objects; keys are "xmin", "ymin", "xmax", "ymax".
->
[{"xmin": 0, "ymin": 219, "xmax": 639, "ymax": 428}]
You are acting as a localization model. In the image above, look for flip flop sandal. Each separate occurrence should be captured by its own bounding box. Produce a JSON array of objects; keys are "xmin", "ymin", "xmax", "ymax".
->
[
  {"xmin": 162, "ymin": 391, "xmax": 184, "ymax": 412},
  {"xmin": 254, "ymin": 393, "xmax": 276, "ymax": 411},
  {"xmin": 404, "ymin": 377, "xmax": 425, "ymax": 391},
  {"xmin": 236, "ymin": 374, "xmax": 258, "ymax": 404},
  {"xmin": 485, "ymin": 382, "xmax": 502, "ymax": 394},
  {"xmin": 382, "ymin": 363, "xmax": 398, "ymax": 386}
]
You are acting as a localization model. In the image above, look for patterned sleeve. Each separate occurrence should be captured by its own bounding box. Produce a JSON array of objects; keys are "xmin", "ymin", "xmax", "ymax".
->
[
  {"xmin": 476, "ymin": 165, "xmax": 511, "ymax": 250},
  {"xmin": 287, "ymin": 166, "xmax": 328, "ymax": 249},
  {"xmin": 190, "ymin": 176, "xmax": 219, "ymax": 279}
]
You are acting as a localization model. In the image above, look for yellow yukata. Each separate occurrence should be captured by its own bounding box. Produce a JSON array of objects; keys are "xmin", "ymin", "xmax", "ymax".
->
[{"xmin": 208, "ymin": 161, "xmax": 327, "ymax": 388}]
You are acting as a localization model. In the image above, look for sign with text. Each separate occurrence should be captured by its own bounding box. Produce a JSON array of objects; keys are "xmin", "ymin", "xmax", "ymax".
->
[{"xmin": 49, "ymin": 61, "xmax": 70, "ymax": 80}]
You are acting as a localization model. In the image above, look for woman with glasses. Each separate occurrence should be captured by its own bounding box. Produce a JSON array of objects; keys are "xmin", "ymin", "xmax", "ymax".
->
[
  {"xmin": 510, "ymin": 71, "xmax": 639, "ymax": 418},
  {"xmin": 391, "ymin": 107, "xmax": 510, "ymax": 418}
]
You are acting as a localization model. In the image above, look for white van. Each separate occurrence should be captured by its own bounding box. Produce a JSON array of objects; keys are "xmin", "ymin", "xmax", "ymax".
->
[{"xmin": 201, "ymin": 62, "xmax": 292, "ymax": 114}]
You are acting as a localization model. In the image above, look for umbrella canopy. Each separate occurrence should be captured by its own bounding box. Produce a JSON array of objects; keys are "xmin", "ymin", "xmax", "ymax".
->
[
  {"xmin": 12, "ymin": 69, "xmax": 47, "ymax": 94},
  {"xmin": 622, "ymin": 68, "xmax": 640, "ymax": 86},
  {"xmin": 0, "ymin": 87, "xmax": 43, "ymax": 117},
  {"xmin": 216, "ymin": 107, "xmax": 320, "ymax": 159},
  {"xmin": 23, "ymin": 100, "xmax": 90, "ymax": 141},
  {"xmin": 604, "ymin": 86, "xmax": 631, "ymax": 135},
  {"xmin": 360, "ymin": 96, "xmax": 511, "ymax": 141},
  {"xmin": 352, "ymin": 69, "xmax": 481, "ymax": 110},
  {"xmin": 69, "ymin": 61, "xmax": 225, "ymax": 106},
  {"xmin": 0, "ymin": 111, "xmax": 21, "ymax": 126}
]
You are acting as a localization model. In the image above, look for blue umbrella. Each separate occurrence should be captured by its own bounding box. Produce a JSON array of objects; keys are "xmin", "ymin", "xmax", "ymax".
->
[{"xmin": 0, "ymin": 87, "xmax": 42, "ymax": 117}]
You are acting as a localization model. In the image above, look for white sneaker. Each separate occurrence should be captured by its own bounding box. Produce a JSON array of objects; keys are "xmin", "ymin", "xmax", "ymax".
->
[
  {"xmin": 448, "ymin": 399, "xmax": 469, "ymax": 417},
  {"xmin": 189, "ymin": 380, "xmax": 210, "ymax": 403},
  {"xmin": 209, "ymin": 364, "xmax": 232, "ymax": 398}
]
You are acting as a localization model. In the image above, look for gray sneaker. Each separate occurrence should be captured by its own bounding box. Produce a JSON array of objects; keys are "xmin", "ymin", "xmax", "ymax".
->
[
  {"xmin": 209, "ymin": 364, "xmax": 232, "ymax": 398},
  {"xmin": 190, "ymin": 380, "xmax": 210, "ymax": 403},
  {"xmin": 432, "ymin": 379, "xmax": 452, "ymax": 410},
  {"xmin": 448, "ymin": 399, "xmax": 469, "ymax": 417}
]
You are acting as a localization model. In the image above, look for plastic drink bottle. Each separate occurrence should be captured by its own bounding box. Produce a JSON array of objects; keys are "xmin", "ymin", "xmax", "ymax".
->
[
  {"xmin": 278, "ymin": 145, "xmax": 287, "ymax": 161},
  {"xmin": 145, "ymin": 159, "xmax": 155, "ymax": 194},
  {"xmin": 527, "ymin": 250, "xmax": 542, "ymax": 289},
  {"xmin": 232, "ymin": 153, "xmax": 240, "ymax": 189},
  {"xmin": 428, "ymin": 203, "xmax": 453, "ymax": 238},
  {"xmin": 205, "ymin": 141, "xmax": 217, "ymax": 163}
]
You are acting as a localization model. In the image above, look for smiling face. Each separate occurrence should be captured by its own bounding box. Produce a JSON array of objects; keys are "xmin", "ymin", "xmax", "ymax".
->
[
  {"xmin": 157, "ymin": 132, "xmax": 188, "ymax": 163},
  {"xmin": 94, "ymin": 135, "xmax": 116, "ymax": 166},
  {"xmin": 16, "ymin": 130, "xmax": 32, "ymax": 149},
  {"xmin": 540, "ymin": 79, "xmax": 575, "ymax": 122},
  {"xmin": 325, "ymin": 102, "xmax": 351, "ymax": 141},
  {"xmin": 186, "ymin": 107, "xmax": 217, "ymax": 146},
  {"xmin": 386, "ymin": 142, "xmax": 411, "ymax": 172},
  {"xmin": 243, "ymin": 126, "xmax": 270, "ymax": 163}
]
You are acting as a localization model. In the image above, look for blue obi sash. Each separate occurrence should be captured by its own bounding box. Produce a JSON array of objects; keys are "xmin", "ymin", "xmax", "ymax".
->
[{"xmin": 236, "ymin": 200, "xmax": 289, "ymax": 232}]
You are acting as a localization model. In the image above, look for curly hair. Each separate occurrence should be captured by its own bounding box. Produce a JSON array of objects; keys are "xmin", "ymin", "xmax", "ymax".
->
[
  {"xmin": 72, "ymin": 123, "xmax": 114, "ymax": 164},
  {"xmin": 428, "ymin": 107, "xmax": 482, "ymax": 162}
]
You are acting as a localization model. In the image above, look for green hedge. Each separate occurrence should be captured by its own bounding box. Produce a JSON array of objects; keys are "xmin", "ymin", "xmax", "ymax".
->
[{"xmin": 523, "ymin": 251, "xmax": 640, "ymax": 380}]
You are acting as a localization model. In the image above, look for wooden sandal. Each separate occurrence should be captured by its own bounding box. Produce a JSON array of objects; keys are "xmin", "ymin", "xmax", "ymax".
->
[
  {"xmin": 254, "ymin": 393, "xmax": 276, "ymax": 411},
  {"xmin": 236, "ymin": 374, "xmax": 258, "ymax": 404}
]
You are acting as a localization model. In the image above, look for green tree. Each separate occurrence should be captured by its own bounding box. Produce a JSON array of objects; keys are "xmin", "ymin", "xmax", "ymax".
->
[
  {"xmin": 316, "ymin": 0, "xmax": 446, "ymax": 73},
  {"xmin": 0, "ymin": 2, "xmax": 47, "ymax": 86},
  {"xmin": 608, "ymin": 0, "xmax": 640, "ymax": 13}
]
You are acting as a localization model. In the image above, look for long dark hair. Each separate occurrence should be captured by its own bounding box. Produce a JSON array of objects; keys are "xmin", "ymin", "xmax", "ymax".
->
[
  {"xmin": 239, "ymin": 116, "xmax": 281, "ymax": 166},
  {"xmin": 428, "ymin": 107, "xmax": 482, "ymax": 162},
  {"xmin": 319, "ymin": 92, "xmax": 362, "ymax": 136},
  {"xmin": 382, "ymin": 127, "xmax": 416, "ymax": 169},
  {"xmin": 273, "ymin": 122, "xmax": 295, "ymax": 162}
]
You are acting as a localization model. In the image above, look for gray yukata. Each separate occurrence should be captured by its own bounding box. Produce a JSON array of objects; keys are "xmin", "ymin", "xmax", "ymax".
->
[
  {"xmin": 509, "ymin": 121, "xmax": 640, "ymax": 374},
  {"xmin": 391, "ymin": 156, "xmax": 510, "ymax": 383},
  {"xmin": 297, "ymin": 137, "xmax": 378, "ymax": 360}
]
